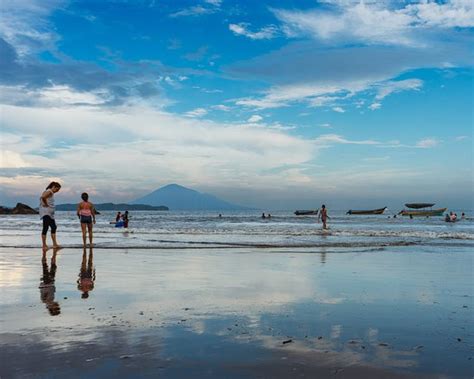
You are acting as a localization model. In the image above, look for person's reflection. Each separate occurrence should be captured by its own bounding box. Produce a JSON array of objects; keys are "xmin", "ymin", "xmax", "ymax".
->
[
  {"xmin": 39, "ymin": 248, "xmax": 60, "ymax": 316},
  {"xmin": 77, "ymin": 247, "xmax": 95, "ymax": 299},
  {"xmin": 320, "ymin": 251, "xmax": 327, "ymax": 264}
]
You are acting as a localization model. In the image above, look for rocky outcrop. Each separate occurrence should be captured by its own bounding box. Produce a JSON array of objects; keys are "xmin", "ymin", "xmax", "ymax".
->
[{"xmin": 0, "ymin": 203, "xmax": 39, "ymax": 215}]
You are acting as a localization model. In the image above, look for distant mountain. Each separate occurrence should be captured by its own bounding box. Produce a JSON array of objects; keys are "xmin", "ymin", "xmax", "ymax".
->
[
  {"xmin": 131, "ymin": 184, "xmax": 249, "ymax": 211},
  {"xmin": 56, "ymin": 203, "xmax": 168, "ymax": 211}
]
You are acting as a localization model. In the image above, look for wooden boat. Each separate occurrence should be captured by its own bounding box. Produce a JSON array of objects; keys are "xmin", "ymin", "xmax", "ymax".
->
[
  {"xmin": 404, "ymin": 203, "xmax": 435, "ymax": 209},
  {"xmin": 399, "ymin": 208, "xmax": 447, "ymax": 217},
  {"xmin": 294, "ymin": 210, "xmax": 318, "ymax": 216},
  {"xmin": 346, "ymin": 207, "xmax": 387, "ymax": 215}
]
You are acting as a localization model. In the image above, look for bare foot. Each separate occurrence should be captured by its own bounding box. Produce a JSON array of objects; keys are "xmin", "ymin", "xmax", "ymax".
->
[
  {"xmin": 42, "ymin": 245, "xmax": 49, "ymax": 252},
  {"xmin": 52, "ymin": 245, "xmax": 62, "ymax": 250}
]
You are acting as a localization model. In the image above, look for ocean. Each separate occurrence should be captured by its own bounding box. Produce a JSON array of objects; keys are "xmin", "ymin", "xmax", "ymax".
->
[{"xmin": 1, "ymin": 210, "xmax": 472, "ymax": 251}]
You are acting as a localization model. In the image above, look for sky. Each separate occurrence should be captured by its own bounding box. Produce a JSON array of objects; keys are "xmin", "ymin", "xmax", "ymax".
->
[{"xmin": 0, "ymin": 0, "xmax": 473, "ymax": 210}]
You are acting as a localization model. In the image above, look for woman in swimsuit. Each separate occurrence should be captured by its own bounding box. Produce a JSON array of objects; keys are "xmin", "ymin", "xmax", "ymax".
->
[{"xmin": 77, "ymin": 192, "xmax": 96, "ymax": 247}]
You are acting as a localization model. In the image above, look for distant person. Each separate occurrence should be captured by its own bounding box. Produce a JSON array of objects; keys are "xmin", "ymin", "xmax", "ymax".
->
[
  {"xmin": 409, "ymin": 214, "xmax": 413, "ymax": 219},
  {"xmin": 122, "ymin": 210, "xmax": 129, "ymax": 228},
  {"xmin": 318, "ymin": 205, "xmax": 329, "ymax": 229},
  {"xmin": 77, "ymin": 247, "xmax": 95, "ymax": 299},
  {"xmin": 77, "ymin": 192, "xmax": 96, "ymax": 247},
  {"xmin": 39, "ymin": 248, "xmax": 60, "ymax": 316},
  {"xmin": 39, "ymin": 181, "xmax": 61, "ymax": 250},
  {"xmin": 450, "ymin": 212, "xmax": 457, "ymax": 222},
  {"xmin": 461, "ymin": 212, "xmax": 465, "ymax": 219},
  {"xmin": 267, "ymin": 214, "xmax": 271, "ymax": 218},
  {"xmin": 261, "ymin": 213, "xmax": 266, "ymax": 219},
  {"xmin": 218, "ymin": 214, "xmax": 222, "ymax": 218},
  {"xmin": 115, "ymin": 211, "xmax": 122, "ymax": 222},
  {"xmin": 445, "ymin": 214, "xmax": 451, "ymax": 222}
]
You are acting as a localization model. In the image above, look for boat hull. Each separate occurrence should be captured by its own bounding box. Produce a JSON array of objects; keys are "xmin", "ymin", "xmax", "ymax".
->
[
  {"xmin": 399, "ymin": 208, "xmax": 447, "ymax": 217},
  {"xmin": 347, "ymin": 207, "xmax": 387, "ymax": 215},
  {"xmin": 405, "ymin": 203, "xmax": 435, "ymax": 209},
  {"xmin": 294, "ymin": 210, "xmax": 318, "ymax": 216}
]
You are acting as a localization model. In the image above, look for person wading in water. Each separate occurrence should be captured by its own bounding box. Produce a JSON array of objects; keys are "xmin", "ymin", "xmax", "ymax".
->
[{"xmin": 318, "ymin": 204, "xmax": 329, "ymax": 230}]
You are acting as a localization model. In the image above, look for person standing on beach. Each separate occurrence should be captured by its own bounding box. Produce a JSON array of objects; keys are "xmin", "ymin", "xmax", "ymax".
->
[
  {"xmin": 318, "ymin": 204, "xmax": 329, "ymax": 230},
  {"xmin": 77, "ymin": 193, "xmax": 96, "ymax": 247},
  {"xmin": 40, "ymin": 182, "xmax": 61, "ymax": 250}
]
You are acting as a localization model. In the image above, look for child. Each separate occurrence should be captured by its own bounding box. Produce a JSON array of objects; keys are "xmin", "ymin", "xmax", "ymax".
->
[
  {"xmin": 39, "ymin": 181, "xmax": 61, "ymax": 250},
  {"xmin": 77, "ymin": 192, "xmax": 96, "ymax": 247}
]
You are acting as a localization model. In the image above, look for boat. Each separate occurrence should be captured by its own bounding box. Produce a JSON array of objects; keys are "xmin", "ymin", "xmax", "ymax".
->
[
  {"xmin": 294, "ymin": 210, "xmax": 318, "ymax": 216},
  {"xmin": 399, "ymin": 208, "xmax": 447, "ymax": 217},
  {"xmin": 346, "ymin": 207, "xmax": 387, "ymax": 215},
  {"xmin": 404, "ymin": 203, "xmax": 435, "ymax": 209}
]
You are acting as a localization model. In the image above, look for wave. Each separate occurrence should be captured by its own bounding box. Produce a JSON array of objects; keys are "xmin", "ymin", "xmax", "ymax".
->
[{"xmin": 1, "ymin": 239, "xmax": 473, "ymax": 250}]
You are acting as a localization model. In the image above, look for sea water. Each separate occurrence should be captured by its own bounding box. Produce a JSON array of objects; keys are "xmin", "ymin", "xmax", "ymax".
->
[{"xmin": 0, "ymin": 210, "xmax": 472, "ymax": 251}]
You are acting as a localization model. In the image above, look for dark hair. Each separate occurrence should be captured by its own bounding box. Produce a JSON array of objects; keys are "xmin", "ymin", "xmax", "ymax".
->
[
  {"xmin": 46, "ymin": 181, "xmax": 61, "ymax": 190},
  {"xmin": 81, "ymin": 192, "xmax": 89, "ymax": 201},
  {"xmin": 322, "ymin": 204, "xmax": 326, "ymax": 208}
]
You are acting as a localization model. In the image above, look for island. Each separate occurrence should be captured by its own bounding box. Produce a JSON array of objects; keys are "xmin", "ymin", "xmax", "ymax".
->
[
  {"xmin": 0, "ymin": 203, "xmax": 39, "ymax": 215},
  {"xmin": 55, "ymin": 203, "xmax": 169, "ymax": 211}
]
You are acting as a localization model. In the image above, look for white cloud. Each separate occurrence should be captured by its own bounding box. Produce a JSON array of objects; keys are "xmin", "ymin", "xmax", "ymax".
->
[
  {"xmin": 455, "ymin": 135, "xmax": 468, "ymax": 141},
  {"xmin": 0, "ymin": 0, "xmax": 64, "ymax": 56},
  {"xmin": 405, "ymin": 0, "xmax": 474, "ymax": 28},
  {"xmin": 247, "ymin": 115, "xmax": 263, "ymax": 123},
  {"xmin": 211, "ymin": 104, "xmax": 231, "ymax": 111},
  {"xmin": 319, "ymin": 123, "xmax": 332, "ymax": 128},
  {"xmin": 314, "ymin": 134, "xmax": 380, "ymax": 147},
  {"xmin": 332, "ymin": 106, "xmax": 345, "ymax": 113},
  {"xmin": 368, "ymin": 102, "xmax": 381, "ymax": 110},
  {"xmin": 0, "ymin": 101, "xmax": 316, "ymax": 201},
  {"xmin": 416, "ymin": 138, "xmax": 440, "ymax": 148},
  {"xmin": 375, "ymin": 79, "xmax": 423, "ymax": 101},
  {"xmin": 185, "ymin": 108, "xmax": 208, "ymax": 118},
  {"xmin": 273, "ymin": 1, "xmax": 474, "ymax": 47},
  {"xmin": 0, "ymin": 150, "xmax": 31, "ymax": 168},
  {"xmin": 273, "ymin": 3, "xmax": 416, "ymax": 46},
  {"xmin": 170, "ymin": 1, "xmax": 221, "ymax": 18},
  {"xmin": 229, "ymin": 23, "xmax": 278, "ymax": 40}
]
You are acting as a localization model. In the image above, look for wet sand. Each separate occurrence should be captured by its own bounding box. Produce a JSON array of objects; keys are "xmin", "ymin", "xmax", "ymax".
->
[{"xmin": 0, "ymin": 247, "xmax": 472, "ymax": 378}]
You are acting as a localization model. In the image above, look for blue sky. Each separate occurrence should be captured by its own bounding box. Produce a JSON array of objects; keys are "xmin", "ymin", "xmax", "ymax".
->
[{"xmin": 0, "ymin": 0, "xmax": 472, "ymax": 209}]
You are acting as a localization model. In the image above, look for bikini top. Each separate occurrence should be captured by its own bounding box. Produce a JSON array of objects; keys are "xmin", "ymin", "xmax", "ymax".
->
[{"xmin": 79, "ymin": 201, "xmax": 93, "ymax": 216}]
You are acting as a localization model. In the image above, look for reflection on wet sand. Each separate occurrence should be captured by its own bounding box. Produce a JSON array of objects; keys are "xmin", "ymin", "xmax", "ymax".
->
[
  {"xmin": 78, "ymin": 247, "xmax": 95, "ymax": 299},
  {"xmin": 39, "ymin": 248, "xmax": 60, "ymax": 316},
  {"xmin": 0, "ymin": 247, "xmax": 471, "ymax": 378}
]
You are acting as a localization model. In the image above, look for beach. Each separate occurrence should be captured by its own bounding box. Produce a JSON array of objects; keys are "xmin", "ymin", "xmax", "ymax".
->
[{"xmin": 0, "ymin": 211, "xmax": 473, "ymax": 378}]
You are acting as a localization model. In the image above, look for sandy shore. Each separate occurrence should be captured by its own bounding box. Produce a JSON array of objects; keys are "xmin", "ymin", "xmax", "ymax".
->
[{"xmin": 0, "ymin": 247, "xmax": 472, "ymax": 378}]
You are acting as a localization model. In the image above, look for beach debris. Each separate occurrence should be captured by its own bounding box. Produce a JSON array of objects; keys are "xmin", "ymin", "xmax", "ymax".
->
[
  {"xmin": 348, "ymin": 340, "xmax": 359, "ymax": 344},
  {"xmin": 462, "ymin": 305, "xmax": 468, "ymax": 308},
  {"xmin": 184, "ymin": 307, "xmax": 190, "ymax": 311},
  {"xmin": 378, "ymin": 343, "xmax": 389, "ymax": 347},
  {"xmin": 318, "ymin": 336, "xmax": 323, "ymax": 340},
  {"xmin": 63, "ymin": 297, "xmax": 68, "ymax": 299},
  {"xmin": 282, "ymin": 339, "xmax": 293, "ymax": 345},
  {"xmin": 139, "ymin": 311, "xmax": 144, "ymax": 315},
  {"xmin": 457, "ymin": 338, "xmax": 462, "ymax": 342},
  {"xmin": 120, "ymin": 355, "xmax": 132, "ymax": 359}
]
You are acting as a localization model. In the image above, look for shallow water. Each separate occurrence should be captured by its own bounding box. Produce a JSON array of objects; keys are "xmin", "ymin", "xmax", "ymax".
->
[
  {"xmin": 0, "ymin": 247, "xmax": 472, "ymax": 378},
  {"xmin": 0, "ymin": 210, "xmax": 473, "ymax": 250}
]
